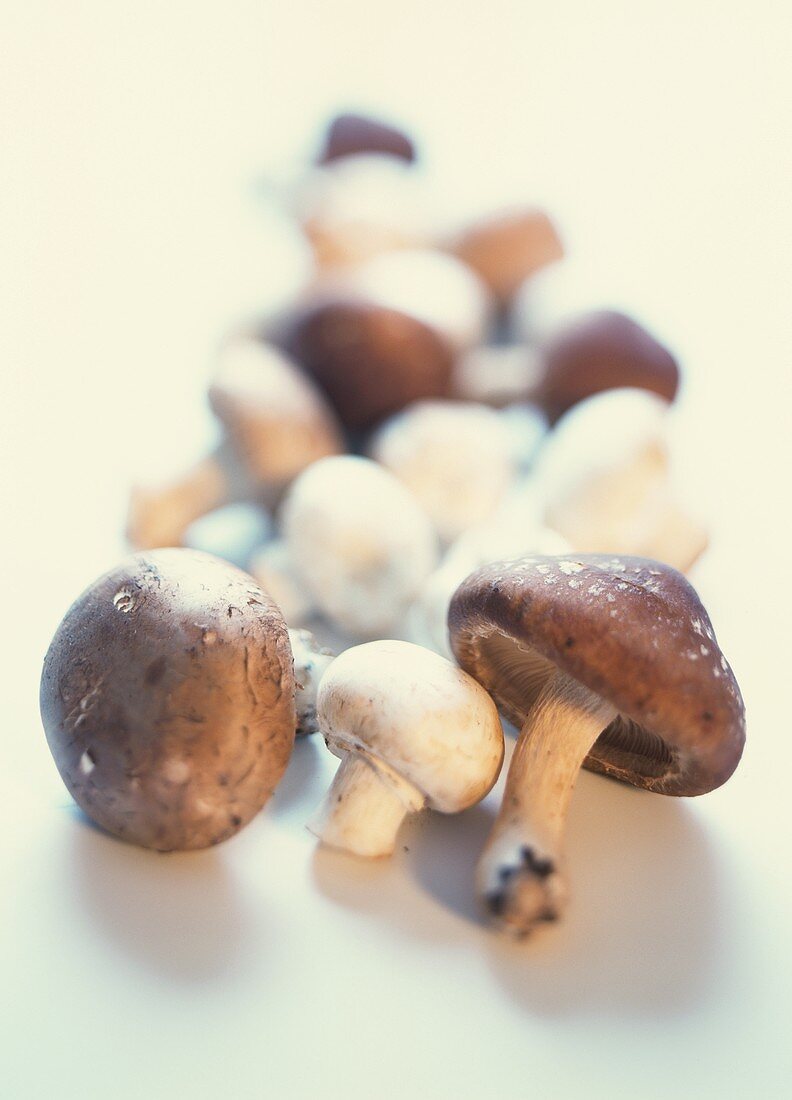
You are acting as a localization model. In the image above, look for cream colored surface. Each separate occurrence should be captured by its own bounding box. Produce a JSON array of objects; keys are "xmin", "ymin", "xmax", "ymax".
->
[{"xmin": 1, "ymin": 3, "xmax": 790, "ymax": 1098}]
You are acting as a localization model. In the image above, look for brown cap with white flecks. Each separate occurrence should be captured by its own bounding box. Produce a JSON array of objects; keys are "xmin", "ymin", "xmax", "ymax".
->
[{"xmin": 448, "ymin": 554, "xmax": 745, "ymax": 796}]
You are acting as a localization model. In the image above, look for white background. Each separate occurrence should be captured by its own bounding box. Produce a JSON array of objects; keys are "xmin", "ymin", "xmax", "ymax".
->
[{"xmin": 1, "ymin": 3, "xmax": 791, "ymax": 1097}]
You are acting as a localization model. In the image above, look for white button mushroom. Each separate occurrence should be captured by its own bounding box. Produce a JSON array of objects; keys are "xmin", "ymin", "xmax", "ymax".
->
[
  {"xmin": 369, "ymin": 400, "xmax": 519, "ymax": 545},
  {"xmin": 127, "ymin": 338, "xmax": 343, "ymax": 550},
  {"xmin": 534, "ymin": 388, "xmax": 708, "ymax": 572},
  {"xmin": 280, "ymin": 455, "xmax": 439, "ymax": 638},
  {"xmin": 309, "ymin": 640, "xmax": 504, "ymax": 857}
]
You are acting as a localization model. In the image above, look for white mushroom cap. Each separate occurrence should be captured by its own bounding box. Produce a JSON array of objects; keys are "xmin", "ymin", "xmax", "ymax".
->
[
  {"xmin": 292, "ymin": 154, "xmax": 432, "ymax": 269},
  {"xmin": 338, "ymin": 248, "xmax": 493, "ymax": 351},
  {"xmin": 281, "ymin": 455, "xmax": 438, "ymax": 637},
  {"xmin": 311, "ymin": 640, "xmax": 503, "ymax": 854},
  {"xmin": 534, "ymin": 388, "xmax": 707, "ymax": 569},
  {"xmin": 209, "ymin": 337, "xmax": 343, "ymax": 489},
  {"xmin": 248, "ymin": 538, "xmax": 316, "ymax": 626},
  {"xmin": 369, "ymin": 400, "xmax": 519, "ymax": 544}
]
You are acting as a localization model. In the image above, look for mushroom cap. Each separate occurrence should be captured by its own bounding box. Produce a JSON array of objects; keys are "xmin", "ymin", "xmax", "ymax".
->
[
  {"xmin": 294, "ymin": 154, "xmax": 429, "ymax": 270},
  {"xmin": 317, "ymin": 113, "xmax": 416, "ymax": 165},
  {"xmin": 40, "ymin": 549, "xmax": 296, "ymax": 850},
  {"xmin": 339, "ymin": 248, "xmax": 493, "ymax": 351},
  {"xmin": 280, "ymin": 299, "xmax": 455, "ymax": 432},
  {"xmin": 209, "ymin": 337, "xmax": 343, "ymax": 487},
  {"xmin": 449, "ymin": 554, "xmax": 745, "ymax": 796},
  {"xmin": 369, "ymin": 399, "xmax": 518, "ymax": 544},
  {"xmin": 281, "ymin": 455, "xmax": 438, "ymax": 637},
  {"xmin": 535, "ymin": 388, "xmax": 672, "ymax": 551},
  {"xmin": 448, "ymin": 206, "xmax": 564, "ymax": 305},
  {"xmin": 317, "ymin": 640, "xmax": 504, "ymax": 812},
  {"xmin": 539, "ymin": 310, "xmax": 680, "ymax": 424}
]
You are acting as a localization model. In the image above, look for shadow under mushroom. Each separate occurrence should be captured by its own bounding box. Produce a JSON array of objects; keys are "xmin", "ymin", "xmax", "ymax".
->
[
  {"xmin": 483, "ymin": 770, "xmax": 727, "ymax": 1017},
  {"xmin": 69, "ymin": 810, "xmax": 260, "ymax": 983}
]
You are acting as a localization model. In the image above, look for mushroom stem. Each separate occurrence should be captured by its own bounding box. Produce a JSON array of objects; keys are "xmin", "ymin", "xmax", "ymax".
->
[
  {"xmin": 478, "ymin": 670, "xmax": 615, "ymax": 936},
  {"xmin": 127, "ymin": 440, "xmax": 254, "ymax": 550},
  {"xmin": 309, "ymin": 754, "xmax": 417, "ymax": 857}
]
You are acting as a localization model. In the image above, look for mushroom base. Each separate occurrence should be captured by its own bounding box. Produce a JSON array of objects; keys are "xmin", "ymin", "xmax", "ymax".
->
[
  {"xmin": 478, "ymin": 671, "xmax": 615, "ymax": 937},
  {"xmin": 309, "ymin": 753, "xmax": 419, "ymax": 858}
]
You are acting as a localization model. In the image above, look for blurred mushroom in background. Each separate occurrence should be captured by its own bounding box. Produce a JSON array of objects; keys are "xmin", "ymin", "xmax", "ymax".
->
[
  {"xmin": 536, "ymin": 309, "xmax": 680, "ymax": 424},
  {"xmin": 280, "ymin": 455, "xmax": 438, "ymax": 638},
  {"xmin": 533, "ymin": 388, "xmax": 707, "ymax": 572},
  {"xmin": 276, "ymin": 296, "xmax": 456, "ymax": 433},
  {"xmin": 316, "ymin": 112, "xmax": 417, "ymax": 165},
  {"xmin": 443, "ymin": 205, "xmax": 564, "ymax": 309},
  {"xmin": 127, "ymin": 337, "xmax": 343, "ymax": 549},
  {"xmin": 369, "ymin": 400, "xmax": 519, "ymax": 545}
]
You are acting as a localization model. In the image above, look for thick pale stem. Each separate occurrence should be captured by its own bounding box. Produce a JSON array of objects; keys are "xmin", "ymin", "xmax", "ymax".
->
[
  {"xmin": 478, "ymin": 671, "xmax": 615, "ymax": 936},
  {"xmin": 309, "ymin": 754, "xmax": 411, "ymax": 857}
]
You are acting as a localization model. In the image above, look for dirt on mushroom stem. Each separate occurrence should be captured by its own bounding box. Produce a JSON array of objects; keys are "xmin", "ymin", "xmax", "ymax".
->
[{"xmin": 478, "ymin": 668, "xmax": 616, "ymax": 936}]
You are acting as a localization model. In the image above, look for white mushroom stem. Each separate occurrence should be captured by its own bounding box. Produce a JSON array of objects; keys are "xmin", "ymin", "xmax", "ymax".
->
[
  {"xmin": 309, "ymin": 753, "xmax": 424, "ymax": 858},
  {"xmin": 478, "ymin": 670, "xmax": 615, "ymax": 936}
]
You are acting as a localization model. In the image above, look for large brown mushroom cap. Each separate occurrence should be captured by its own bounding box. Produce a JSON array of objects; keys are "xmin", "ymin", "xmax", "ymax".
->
[
  {"xmin": 40, "ymin": 549, "xmax": 296, "ymax": 851},
  {"xmin": 539, "ymin": 310, "xmax": 680, "ymax": 424},
  {"xmin": 449, "ymin": 554, "xmax": 745, "ymax": 797},
  {"xmin": 279, "ymin": 299, "xmax": 455, "ymax": 432}
]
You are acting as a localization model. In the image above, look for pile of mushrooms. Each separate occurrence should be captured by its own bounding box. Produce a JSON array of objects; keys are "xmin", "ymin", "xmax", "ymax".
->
[{"xmin": 40, "ymin": 111, "xmax": 746, "ymax": 940}]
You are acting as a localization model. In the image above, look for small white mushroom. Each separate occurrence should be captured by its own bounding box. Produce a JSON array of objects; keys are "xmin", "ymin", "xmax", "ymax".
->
[
  {"xmin": 289, "ymin": 628, "xmax": 335, "ymax": 736},
  {"xmin": 338, "ymin": 248, "xmax": 493, "ymax": 351},
  {"xmin": 127, "ymin": 338, "xmax": 343, "ymax": 550},
  {"xmin": 369, "ymin": 400, "xmax": 519, "ymax": 545},
  {"xmin": 309, "ymin": 640, "xmax": 504, "ymax": 857},
  {"xmin": 534, "ymin": 388, "xmax": 707, "ymax": 572},
  {"xmin": 292, "ymin": 154, "xmax": 432, "ymax": 270},
  {"xmin": 281, "ymin": 455, "xmax": 439, "ymax": 637},
  {"xmin": 248, "ymin": 538, "xmax": 316, "ymax": 626}
]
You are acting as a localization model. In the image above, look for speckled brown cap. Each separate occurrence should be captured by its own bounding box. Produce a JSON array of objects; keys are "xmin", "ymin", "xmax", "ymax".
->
[
  {"xmin": 449, "ymin": 554, "xmax": 745, "ymax": 796},
  {"xmin": 539, "ymin": 310, "xmax": 680, "ymax": 424},
  {"xmin": 40, "ymin": 549, "xmax": 296, "ymax": 851},
  {"xmin": 317, "ymin": 113, "xmax": 416, "ymax": 165},
  {"xmin": 279, "ymin": 299, "xmax": 455, "ymax": 432}
]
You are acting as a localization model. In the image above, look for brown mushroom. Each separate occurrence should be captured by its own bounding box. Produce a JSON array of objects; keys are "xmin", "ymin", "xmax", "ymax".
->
[
  {"xmin": 317, "ymin": 112, "xmax": 416, "ymax": 165},
  {"xmin": 446, "ymin": 206, "xmax": 564, "ymax": 307},
  {"xmin": 539, "ymin": 310, "xmax": 680, "ymax": 424},
  {"xmin": 40, "ymin": 549, "xmax": 296, "ymax": 851},
  {"xmin": 449, "ymin": 554, "xmax": 745, "ymax": 936},
  {"xmin": 278, "ymin": 299, "xmax": 455, "ymax": 432},
  {"xmin": 127, "ymin": 337, "xmax": 343, "ymax": 549}
]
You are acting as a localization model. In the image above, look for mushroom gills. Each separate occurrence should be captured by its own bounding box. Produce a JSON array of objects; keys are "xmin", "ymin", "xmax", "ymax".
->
[{"xmin": 475, "ymin": 630, "xmax": 675, "ymax": 778}]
